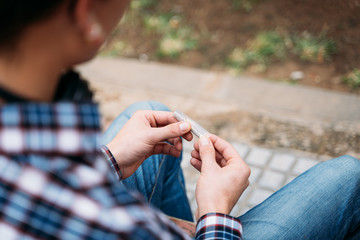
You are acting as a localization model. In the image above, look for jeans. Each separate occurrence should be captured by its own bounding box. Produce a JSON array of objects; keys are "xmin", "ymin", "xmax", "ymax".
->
[
  {"xmin": 103, "ymin": 101, "xmax": 359, "ymax": 239},
  {"xmin": 102, "ymin": 101, "xmax": 193, "ymax": 222},
  {"xmin": 239, "ymin": 155, "xmax": 360, "ymax": 240}
]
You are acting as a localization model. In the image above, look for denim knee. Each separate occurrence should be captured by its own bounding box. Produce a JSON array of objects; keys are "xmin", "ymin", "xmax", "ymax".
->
[
  {"xmin": 319, "ymin": 155, "xmax": 360, "ymax": 186},
  {"xmin": 125, "ymin": 101, "xmax": 170, "ymax": 114},
  {"xmin": 329, "ymin": 155, "xmax": 360, "ymax": 175}
]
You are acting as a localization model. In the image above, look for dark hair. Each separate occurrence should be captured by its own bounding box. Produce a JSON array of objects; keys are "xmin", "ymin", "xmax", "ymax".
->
[{"xmin": 0, "ymin": 1, "xmax": 76, "ymax": 50}]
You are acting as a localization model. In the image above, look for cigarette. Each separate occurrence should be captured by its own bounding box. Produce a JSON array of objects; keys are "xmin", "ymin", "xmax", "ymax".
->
[{"xmin": 173, "ymin": 110, "xmax": 210, "ymax": 138}]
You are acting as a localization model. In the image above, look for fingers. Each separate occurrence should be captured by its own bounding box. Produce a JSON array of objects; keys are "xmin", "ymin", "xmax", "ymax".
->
[
  {"xmin": 148, "ymin": 111, "xmax": 193, "ymax": 141},
  {"xmin": 208, "ymin": 135, "xmax": 242, "ymax": 162},
  {"xmin": 194, "ymin": 135, "xmax": 243, "ymax": 162},
  {"xmin": 191, "ymin": 135, "xmax": 245, "ymax": 169},
  {"xmin": 139, "ymin": 110, "xmax": 194, "ymax": 143},
  {"xmin": 190, "ymin": 155, "xmax": 227, "ymax": 171},
  {"xmin": 143, "ymin": 110, "xmax": 179, "ymax": 127},
  {"xmin": 192, "ymin": 145, "xmax": 223, "ymax": 161},
  {"xmin": 182, "ymin": 131, "xmax": 193, "ymax": 142},
  {"xmin": 150, "ymin": 121, "xmax": 191, "ymax": 144},
  {"xmin": 190, "ymin": 158, "xmax": 202, "ymax": 172},
  {"xmin": 152, "ymin": 142, "xmax": 181, "ymax": 158},
  {"xmin": 198, "ymin": 136, "xmax": 217, "ymax": 171},
  {"xmin": 191, "ymin": 149, "xmax": 227, "ymax": 168},
  {"xmin": 173, "ymin": 137, "xmax": 182, "ymax": 151},
  {"xmin": 167, "ymin": 137, "xmax": 182, "ymax": 151}
]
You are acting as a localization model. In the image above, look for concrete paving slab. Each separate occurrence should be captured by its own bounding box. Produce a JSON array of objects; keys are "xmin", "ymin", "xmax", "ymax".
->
[
  {"xmin": 269, "ymin": 153, "xmax": 296, "ymax": 172},
  {"xmin": 248, "ymin": 166, "xmax": 262, "ymax": 184},
  {"xmin": 258, "ymin": 170, "xmax": 286, "ymax": 190},
  {"xmin": 232, "ymin": 143, "xmax": 250, "ymax": 159},
  {"xmin": 245, "ymin": 147, "xmax": 272, "ymax": 167},
  {"xmin": 224, "ymin": 75, "xmax": 360, "ymax": 125},
  {"xmin": 293, "ymin": 157, "xmax": 319, "ymax": 175}
]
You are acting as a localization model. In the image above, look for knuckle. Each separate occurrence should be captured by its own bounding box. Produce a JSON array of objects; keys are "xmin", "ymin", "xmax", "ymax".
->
[
  {"xmin": 133, "ymin": 110, "xmax": 144, "ymax": 117},
  {"xmin": 170, "ymin": 125, "xmax": 179, "ymax": 135},
  {"xmin": 231, "ymin": 164, "xmax": 251, "ymax": 185},
  {"xmin": 235, "ymin": 160, "xmax": 251, "ymax": 178},
  {"xmin": 244, "ymin": 166, "xmax": 251, "ymax": 178},
  {"xmin": 201, "ymin": 147, "xmax": 214, "ymax": 155}
]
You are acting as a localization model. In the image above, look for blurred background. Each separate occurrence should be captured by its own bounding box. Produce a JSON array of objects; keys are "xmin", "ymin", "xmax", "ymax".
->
[{"xmin": 101, "ymin": 0, "xmax": 360, "ymax": 93}]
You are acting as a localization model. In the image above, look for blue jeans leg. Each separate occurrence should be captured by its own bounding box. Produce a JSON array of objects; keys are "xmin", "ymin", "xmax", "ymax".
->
[
  {"xmin": 102, "ymin": 101, "xmax": 193, "ymax": 222},
  {"xmin": 238, "ymin": 155, "xmax": 360, "ymax": 239}
]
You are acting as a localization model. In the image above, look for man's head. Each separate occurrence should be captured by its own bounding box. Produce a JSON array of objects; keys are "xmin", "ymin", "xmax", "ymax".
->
[
  {"xmin": 0, "ymin": 0, "xmax": 129, "ymax": 64},
  {"xmin": 0, "ymin": 1, "xmax": 67, "ymax": 50}
]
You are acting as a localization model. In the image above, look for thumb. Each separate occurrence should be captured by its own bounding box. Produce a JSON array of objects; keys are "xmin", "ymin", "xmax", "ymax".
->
[
  {"xmin": 150, "ymin": 121, "xmax": 191, "ymax": 143},
  {"xmin": 199, "ymin": 136, "xmax": 217, "ymax": 171}
]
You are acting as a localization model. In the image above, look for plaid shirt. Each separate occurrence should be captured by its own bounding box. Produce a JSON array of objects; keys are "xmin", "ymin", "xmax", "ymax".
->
[{"xmin": 0, "ymin": 102, "xmax": 242, "ymax": 239}]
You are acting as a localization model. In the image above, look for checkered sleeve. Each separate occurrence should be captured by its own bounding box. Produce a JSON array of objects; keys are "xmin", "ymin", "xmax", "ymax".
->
[
  {"xmin": 101, "ymin": 145, "xmax": 122, "ymax": 181},
  {"xmin": 195, "ymin": 213, "xmax": 243, "ymax": 240},
  {"xmin": 0, "ymin": 157, "xmax": 194, "ymax": 239}
]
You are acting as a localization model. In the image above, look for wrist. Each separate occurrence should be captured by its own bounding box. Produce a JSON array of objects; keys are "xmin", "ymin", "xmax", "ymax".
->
[
  {"xmin": 101, "ymin": 145, "xmax": 123, "ymax": 180},
  {"xmin": 196, "ymin": 213, "xmax": 243, "ymax": 239},
  {"xmin": 106, "ymin": 140, "xmax": 127, "ymax": 167},
  {"xmin": 197, "ymin": 204, "xmax": 231, "ymax": 220}
]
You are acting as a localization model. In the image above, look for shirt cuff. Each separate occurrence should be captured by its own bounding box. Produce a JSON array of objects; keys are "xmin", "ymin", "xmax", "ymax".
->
[
  {"xmin": 195, "ymin": 213, "xmax": 243, "ymax": 240},
  {"xmin": 101, "ymin": 145, "xmax": 122, "ymax": 181}
]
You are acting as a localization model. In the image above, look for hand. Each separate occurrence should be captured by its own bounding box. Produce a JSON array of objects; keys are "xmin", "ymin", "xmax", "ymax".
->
[
  {"xmin": 106, "ymin": 110, "xmax": 193, "ymax": 179},
  {"xmin": 191, "ymin": 135, "xmax": 251, "ymax": 220}
]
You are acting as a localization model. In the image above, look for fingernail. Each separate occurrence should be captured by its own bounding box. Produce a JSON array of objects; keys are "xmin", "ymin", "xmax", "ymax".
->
[
  {"xmin": 200, "ymin": 136, "xmax": 210, "ymax": 146},
  {"xmin": 179, "ymin": 122, "xmax": 190, "ymax": 132}
]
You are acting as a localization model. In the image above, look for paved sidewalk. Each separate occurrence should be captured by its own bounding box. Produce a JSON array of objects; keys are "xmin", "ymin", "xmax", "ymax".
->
[{"xmin": 181, "ymin": 139, "xmax": 327, "ymax": 218}]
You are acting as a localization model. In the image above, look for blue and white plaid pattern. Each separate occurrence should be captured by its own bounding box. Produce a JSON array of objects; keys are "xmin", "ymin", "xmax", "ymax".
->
[
  {"xmin": 101, "ymin": 145, "xmax": 123, "ymax": 181},
  {"xmin": 0, "ymin": 103, "xmax": 101, "ymax": 154},
  {"xmin": 0, "ymin": 102, "xmax": 242, "ymax": 239},
  {"xmin": 196, "ymin": 213, "xmax": 242, "ymax": 239}
]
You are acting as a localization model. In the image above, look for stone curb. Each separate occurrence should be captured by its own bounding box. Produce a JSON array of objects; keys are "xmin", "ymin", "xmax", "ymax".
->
[{"xmin": 78, "ymin": 57, "xmax": 360, "ymax": 158}]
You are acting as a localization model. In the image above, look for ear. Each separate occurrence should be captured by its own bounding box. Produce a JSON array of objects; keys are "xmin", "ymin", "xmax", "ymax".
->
[
  {"xmin": 73, "ymin": 0, "xmax": 104, "ymax": 45},
  {"xmin": 73, "ymin": 0, "xmax": 91, "ymax": 32}
]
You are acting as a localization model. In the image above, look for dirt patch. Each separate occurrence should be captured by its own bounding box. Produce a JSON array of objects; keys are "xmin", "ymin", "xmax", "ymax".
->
[{"xmin": 104, "ymin": 0, "xmax": 360, "ymax": 94}]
